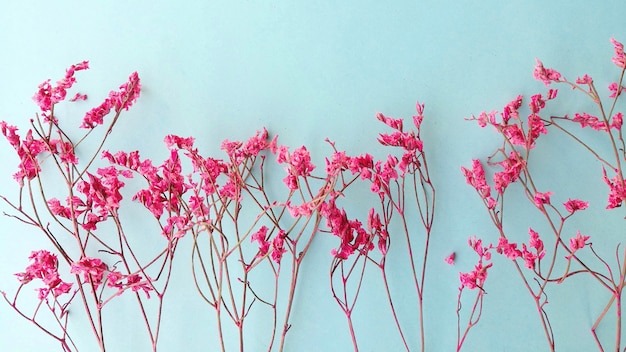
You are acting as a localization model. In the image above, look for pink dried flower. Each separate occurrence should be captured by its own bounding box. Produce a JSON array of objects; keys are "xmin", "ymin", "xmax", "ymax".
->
[
  {"xmin": 533, "ymin": 191, "xmax": 553, "ymax": 208},
  {"xmin": 252, "ymin": 226, "xmax": 271, "ymax": 258},
  {"xmin": 444, "ymin": 252, "xmax": 456, "ymax": 265},
  {"xmin": 459, "ymin": 262, "xmax": 492, "ymax": 290},
  {"xmin": 520, "ymin": 244, "xmax": 538, "ymax": 269},
  {"xmin": 608, "ymin": 82, "xmax": 626, "ymax": 98},
  {"xmin": 575, "ymin": 74, "xmax": 593, "ymax": 85},
  {"xmin": 533, "ymin": 59, "xmax": 562, "ymax": 86},
  {"xmin": 290, "ymin": 146, "xmax": 315, "ymax": 177},
  {"xmin": 69, "ymin": 92, "xmax": 88, "ymax": 102},
  {"xmin": 493, "ymin": 151, "xmax": 525, "ymax": 194},
  {"xmin": 71, "ymin": 257, "xmax": 108, "ymax": 288},
  {"xmin": 81, "ymin": 71, "xmax": 141, "ymax": 128},
  {"xmin": 528, "ymin": 94, "xmax": 545, "ymax": 114},
  {"xmin": 106, "ymin": 271, "xmax": 124, "ymax": 290},
  {"xmin": 271, "ymin": 231, "xmax": 288, "ymax": 264},
  {"xmin": 568, "ymin": 231, "xmax": 590, "ymax": 253},
  {"xmin": 461, "ymin": 159, "xmax": 491, "ymax": 199},
  {"xmin": 413, "ymin": 101, "xmax": 425, "ymax": 130},
  {"xmin": 496, "ymin": 237, "xmax": 522, "ymax": 260},
  {"xmin": 528, "ymin": 228, "xmax": 545, "ymax": 255},
  {"xmin": 376, "ymin": 112, "xmax": 403, "ymax": 131},
  {"xmin": 611, "ymin": 112, "xmax": 623, "ymax": 129},
  {"xmin": 602, "ymin": 167, "xmax": 626, "ymax": 209},
  {"xmin": 610, "ymin": 38, "xmax": 626, "ymax": 68},
  {"xmin": 572, "ymin": 112, "xmax": 608, "ymax": 131},
  {"xmin": 32, "ymin": 61, "xmax": 90, "ymax": 119},
  {"xmin": 125, "ymin": 274, "xmax": 153, "ymax": 298},
  {"xmin": 563, "ymin": 199, "xmax": 589, "ymax": 213},
  {"xmin": 502, "ymin": 95, "xmax": 523, "ymax": 123}
]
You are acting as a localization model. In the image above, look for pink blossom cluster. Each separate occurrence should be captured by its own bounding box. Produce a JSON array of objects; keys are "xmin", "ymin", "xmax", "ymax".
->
[
  {"xmin": 71, "ymin": 257, "xmax": 152, "ymax": 298},
  {"xmin": 46, "ymin": 166, "xmax": 132, "ymax": 231},
  {"xmin": 321, "ymin": 196, "xmax": 374, "ymax": 259},
  {"xmin": 321, "ymin": 104, "xmax": 426, "ymax": 259},
  {"xmin": 602, "ymin": 167, "xmax": 626, "ymax": 209},
  {"xmin": 474, "ymin": 92, "xmax": 554, "ymax": 149},
  {"xmin": 15, "ymin": 250, "xmax": 73, "ymax": 300},
  {"xmin": 251, "ymin": 226, "xmax": 288, "ymax": 264},
  {"xmin": 496, "ymin": 228, "xmax": 545, "ymax": 269},
  {"xmin": 32, "ymin": 61, "xmax": 89, "ymax": 121},
  {"xmin": 81, "ymin": 71, "xmax": 141, "ymax": 128},
  {"xmin": 276, "ymin": 145, "xmax": 316, "ymax": 191},
  {"xmin": 459, "ymin": 237, "xmax": 492, "ymax": 290}
]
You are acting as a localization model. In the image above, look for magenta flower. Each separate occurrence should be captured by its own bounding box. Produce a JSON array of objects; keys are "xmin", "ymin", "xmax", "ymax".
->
[
  {"xmin": 496, "ymin": 237, "xmax": 521, "ymax": 260},
  {"xmin": 533, "ymin": 59, "xmax": 562, "ymax": 86},
  {"xmin": 376, "ymin": 112, "xmax": 403, "ymax": 131},
  {"xmin": 569, "ymin": 231, "xmax": 590, "ymax": 253},
  {"xmin": 271, "ymin": 231, "xmax": 288, "ymax": 264},
  {"xmin": 493, "ymin": 151, "xmax": 525, "ymax": 194},
  {"xmin": 71, "ymin": 257, "xmax": 109, "ymax": 288},
  {"xmin": 575, "ymin": 74, "xmax": 593, "ymax": 85},
  {"xmin": 608, "ymin": 82, "xmax": 626, "ymax": 98},
  {"xmin": 563, "ymin": 198, "xmax": 589, "ymax": 213},
  {"xmin": 125, "ymin": 274, "xmax": 153, "ymax": 298},
  {"xmin": 528, "ymin": 228, "xmax": 545, "ymax": 255},
  {"xmin": 602, "ymin": 167, "xmax": 626, "ymax": 209},
  {"xmin": 461, "ymin": 159, "xmax": 491, "ymax": 199},
  {"xmin": 32, "ymin": 61, "xmax": 89, "ymax": 120},
  {"xmin": 81, "ymin": 71, "xmax": 141, "ymax": 128},
  {"xmin": 15, "ymin": 250, "xmax": 73, "ymax": 300},
  {"xmin": 444, "ymin": 252, "xmax": 456, "ymax": 265},
  {"xmin": 251, "ymin": 226, "xmax": 271, "ymax": 258},
  {"xmin": 533, "ymin": 191, "xmax": 553, "ymax": 208},
  {"xmin": 610, "ymin": 38, "xmax": 626, "ymax": 68}
]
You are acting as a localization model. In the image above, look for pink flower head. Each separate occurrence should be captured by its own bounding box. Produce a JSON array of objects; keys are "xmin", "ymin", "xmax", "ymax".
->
[
  {"xmin": 71, "ymin": 257, "xmax": 108, "ymax": 288},
  {"xmin": 568, "ymin": 231, "xmax": 590, "ymax": 253},
  {"xmin": 461, "ymin": 159, "xmax": 491, "ymax": 199},
  {"xmin": 520, "ymin": 244, "xmax": 538, "ymax": 269},
  {"xmin": 533, "ymin": 59, "xmax": 562, "ymax": 86},
  {"xmin": 290, "ymin": 146, "xmax": 315, "ymax": 177},
  {"xmin": 608, "ymin": 82, "xmax": 626, "ymax": 98},
  {"xmin": 533, "ymin": 191, "xmax": 553, "ymax": 208},
  {"xmin": 493, "ymin": 151, "xmax": 525, "ymax": 194},
  {"xmin": 444, "ymin": 252, "xmax": 456, "ymax": 265},
  {"xmin": 376, "ymin": 112, "xmax": 403, "ymax": 131},
  {"xmin": 502, "ymin": 95, "xmax": 523, "ymax": 123},
  {"xmin": 459, "ymin": 262, "xmax": 492, "ymax": 290},
  {"xmin": 563, "ymin": 198, "xmax": 589, "ymax": 213},
  {"xmin": 529, "ymin": 94, "xmax": 545, "ymax": 114},
  {"xmin": 106, "ymin": 271, "xmax": 124, "ymax": 290},
  {"xmin": 32, "ymin": 61, "xmax": 90, "ymax": 119},
  {"xmin": 325, "ymin": 150, "xmax": 351, "ymax": 176},
  {"xmin": 528, "ymin": 228, "xmax": 545, "ymax": 255},
  {"xmin": 164, "ymin": 135, "xmax": 195, "ymax": 150},
  {"xmin": 125, "ymin": 274, "xmax": 153, "ymax": 298},
  {"xmin": 15, "ymin": 250, "xmax": 73, "ymax": 300},
  {"xmin": 271, "ymin": 230, "xmax": 288, "ymax": 264},
  {"xmin": 251, "ymin": 226, "xmax": 270, "ymax": 257},
  {"xmin": 468, "ymin": 236, "xmax": 492, "ymax": 260},
  {"xmin": 572, "ymin": 112, "xmax": 608, "ymax": 131},
  {"xmin": 496, "ymin": 237, "xmax": 521, "ymax": 260},
  {"xmin": 611, "ymin": 112, "xmax": 623, "ymax": 130},
  {"xmin": 575, "ymin": 74, "xmax": 593, "ymax": 85},
  {"xmin": 81, "ymin": 71, "xmax": 141, "ymax": 128},
  {"xmin": 610, "ymin": 38, "xmax": 626, "ymax": 68},
  {"xmin": 413, "ymin": 101, "xmax": 425, "ymax": 130},
  {"xmin": 602, "ymin": 167, "xmax": 626, "ymax": 209},
  {"xmin": 242, "ymin": 128, "xmax": 270, "ymax": 157}
]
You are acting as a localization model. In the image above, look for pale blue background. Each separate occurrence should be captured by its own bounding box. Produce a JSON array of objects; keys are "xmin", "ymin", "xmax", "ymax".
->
[{"xmin": 0, "ymin": 1, "xmax": 624, "ymax": 351}]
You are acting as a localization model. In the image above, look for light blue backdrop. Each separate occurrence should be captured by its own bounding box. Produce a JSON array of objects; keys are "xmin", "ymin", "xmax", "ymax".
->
[{"xmin": 0, "ymin": 1, "xmax": 624, "ymax": 351}]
